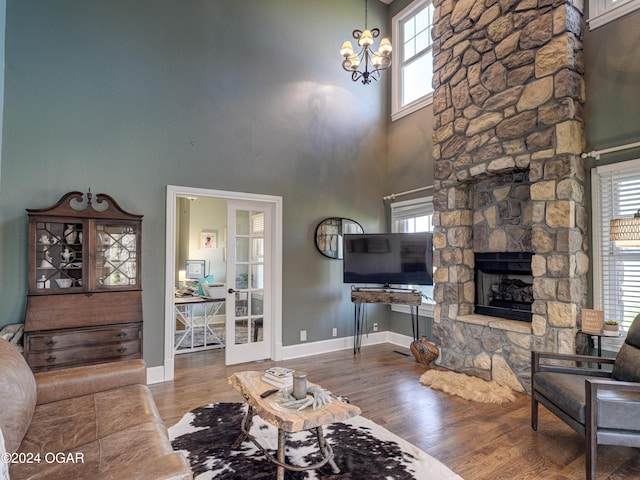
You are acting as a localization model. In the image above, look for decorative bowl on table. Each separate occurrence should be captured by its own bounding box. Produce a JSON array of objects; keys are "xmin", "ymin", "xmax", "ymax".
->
[{"xmin": 55, "ymin": 278, "xmax": 74, "ymax": 288}]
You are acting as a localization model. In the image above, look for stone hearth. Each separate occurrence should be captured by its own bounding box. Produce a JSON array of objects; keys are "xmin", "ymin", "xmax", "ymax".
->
[{"xmin": 431, "ymin": 0, "xmax": 588, "ymax": 393}]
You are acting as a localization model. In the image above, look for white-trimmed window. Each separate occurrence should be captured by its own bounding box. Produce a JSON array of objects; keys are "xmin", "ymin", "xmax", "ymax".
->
[
  {"xmin": 592, "ymin": 158, "xmax": 640, "ymax": 351},
  {"xmin": 588, "ymin": 0, "xmax": 640, "ymax": 30},
  {"xmin": 391, "ymin": 0, "xmax": 435, "ymax": 121},
  {"xmin": 390, "ymin": 196, "xmax": 435, "ymax": 316}
]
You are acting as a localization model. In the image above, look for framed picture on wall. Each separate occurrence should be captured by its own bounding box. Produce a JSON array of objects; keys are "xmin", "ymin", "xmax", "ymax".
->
[{"xmin": 200, "ymin": 231, "xmax": 217, "ymax": 249}]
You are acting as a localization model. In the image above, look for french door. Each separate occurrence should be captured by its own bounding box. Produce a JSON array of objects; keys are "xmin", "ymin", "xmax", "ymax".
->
[{"xmin": 225, "ymin": 202, "xmax": 272, "ymax": 365}]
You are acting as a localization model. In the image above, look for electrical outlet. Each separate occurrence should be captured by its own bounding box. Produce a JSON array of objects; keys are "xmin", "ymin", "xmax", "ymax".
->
[
  {"xmin": 300, "ymin": 330, "xmax": 307, "ymax": 342},
  {"xmin": 332, "ymin": 328, "xmax": 337, "ymax": 337},
  {"xmin": 373, "ymin": 323, "xmax": 378, "ymax": 332}
]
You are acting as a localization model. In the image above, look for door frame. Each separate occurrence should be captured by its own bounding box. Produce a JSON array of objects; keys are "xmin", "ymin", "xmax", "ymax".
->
[{"xmin": 163, "ymin": 185, "xmax": 283, "ymax": 381}]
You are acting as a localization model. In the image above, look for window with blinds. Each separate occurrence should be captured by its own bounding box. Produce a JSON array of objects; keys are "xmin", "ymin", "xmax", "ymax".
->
[
  {"xmin": 390, "ymin": 196, "xmax": 435, "ymax": 315},
  {"xmin": 592, "ymin": 159, "xmax": 640, "ymax": 346}
]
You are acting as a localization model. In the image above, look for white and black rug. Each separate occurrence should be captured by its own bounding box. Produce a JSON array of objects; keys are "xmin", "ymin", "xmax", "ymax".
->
[{"xmin": 169, "ymin": 402, "xmax": 462, "ymax": 480}]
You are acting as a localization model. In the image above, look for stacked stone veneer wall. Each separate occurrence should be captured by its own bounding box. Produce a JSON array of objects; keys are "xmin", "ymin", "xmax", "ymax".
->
[
  {"xmin": 473, "ymin": 171, "xmax": 532, "ymax": 252},
  {"xmin": 431, "ymin": 0, "xmax": 588, "ymax": 393}
]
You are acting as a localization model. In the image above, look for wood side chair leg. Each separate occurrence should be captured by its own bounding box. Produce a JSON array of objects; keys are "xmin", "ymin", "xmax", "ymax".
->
[{"xmin": 531, "ymin": 393, "xmax": 539, "ymax": 431}]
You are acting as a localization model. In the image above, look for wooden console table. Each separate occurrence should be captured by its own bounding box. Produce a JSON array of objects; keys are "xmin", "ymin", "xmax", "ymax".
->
[
  {"xmin": 350, "ymin": 288, "xmax": 422, "ymax": 354},
  {"xmin": 228, "ymin": 371, "xmax": 361, "ymax": 480}
]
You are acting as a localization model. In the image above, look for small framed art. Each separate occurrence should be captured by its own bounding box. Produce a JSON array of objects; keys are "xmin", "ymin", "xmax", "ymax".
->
[{"xmin": 200, "ymin": 231, "xmax": 217, "ymax": 249}]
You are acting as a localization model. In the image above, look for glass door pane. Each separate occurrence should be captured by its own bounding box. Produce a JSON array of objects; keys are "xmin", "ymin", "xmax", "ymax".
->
[
  {"xmin": 232, "ymin": 212, "xmax": 264, "ymax": 345},
  {"xmin": 34, "ymin": 221, "xmax": 83, "ymax": 291},
  {"xmin": 226, "ymin": 203, "xmax": 271, "ymax": 365},
  {"xmin": 95, "ymin": 223, "xmax": 139, "ymax": 288}
]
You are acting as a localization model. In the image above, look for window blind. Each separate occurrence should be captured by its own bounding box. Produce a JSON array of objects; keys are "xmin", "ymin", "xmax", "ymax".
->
[
  {"xmin": 390, "ymin": 197, "xmax": 435, "ymax": 313},
  {"xmin": 391, "ymin": 198, "xmax": 433, "ymax": 220},
  {"xmin": 596, "ymin": 162, "xmax": 640, "ymax": 334}
]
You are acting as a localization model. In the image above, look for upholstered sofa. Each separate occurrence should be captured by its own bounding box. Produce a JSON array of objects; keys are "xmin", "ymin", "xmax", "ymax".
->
[{"xmin": 0, "ymin": 338, "xmax": 192, "ymax": 479}]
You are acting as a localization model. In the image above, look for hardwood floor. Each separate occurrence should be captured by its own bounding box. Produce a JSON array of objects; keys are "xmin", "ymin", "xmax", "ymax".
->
[{"xmin": 149, "ymin": 343, "xmax": 640, "ymax": 479}]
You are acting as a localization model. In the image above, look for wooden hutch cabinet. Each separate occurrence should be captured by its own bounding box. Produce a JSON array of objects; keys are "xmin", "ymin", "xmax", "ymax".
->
[{"xmin": 23, "ymin": 191, "xmax": 143, "ymax": 371}]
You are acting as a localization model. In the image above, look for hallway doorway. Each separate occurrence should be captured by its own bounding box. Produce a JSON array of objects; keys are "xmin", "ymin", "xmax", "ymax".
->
[{"xmin": 163, "ymin": 185, "xmax": 283, "ymax": 381}]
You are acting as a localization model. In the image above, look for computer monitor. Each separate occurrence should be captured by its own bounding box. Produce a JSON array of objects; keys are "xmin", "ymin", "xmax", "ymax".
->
[{"xmin": 185, "ymin": 259, "xmax": 206, "ymax": 279}]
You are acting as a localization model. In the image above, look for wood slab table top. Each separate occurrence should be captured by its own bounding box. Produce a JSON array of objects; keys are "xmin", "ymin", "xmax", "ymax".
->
[{"xmin": 228, "ymin": 371, "xmax": 361, "ymax": 433}]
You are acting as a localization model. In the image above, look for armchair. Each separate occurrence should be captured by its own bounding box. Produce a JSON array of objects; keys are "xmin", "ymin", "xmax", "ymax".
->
[{"xmin": 531, "ymin": 314, "xmax": 640, "ymax": 480}]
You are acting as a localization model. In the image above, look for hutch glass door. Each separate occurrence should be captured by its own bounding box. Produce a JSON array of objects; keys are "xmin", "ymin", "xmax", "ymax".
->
[
  {"xmin": 94, "ymin": 222, "xmax": 139, "ymax": 289},
  {"xmin": 34, "ymin": 220, "xmax": 83, "ymax": 291}
]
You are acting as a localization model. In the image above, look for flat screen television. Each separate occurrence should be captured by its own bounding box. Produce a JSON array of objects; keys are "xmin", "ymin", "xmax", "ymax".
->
[{"xmin": 343, "ymin": 233, "xmax": 433, "ymax": 286}]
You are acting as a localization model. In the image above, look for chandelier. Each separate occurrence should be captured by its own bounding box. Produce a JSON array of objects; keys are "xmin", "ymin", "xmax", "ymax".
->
[{"xmin": 340, "ymin": 0, "xmax": 392, "ymax": 85}]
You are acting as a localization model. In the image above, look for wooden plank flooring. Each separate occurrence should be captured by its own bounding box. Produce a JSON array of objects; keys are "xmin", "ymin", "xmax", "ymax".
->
[{"xmin": 149, "ymin": 343, "xmax": 640, "ymax": 479}]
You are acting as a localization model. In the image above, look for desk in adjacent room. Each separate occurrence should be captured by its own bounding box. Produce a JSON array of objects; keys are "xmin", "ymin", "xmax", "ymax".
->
[{"xmin": 174, "ymin": 296, "xmax": 226, "ymax": 353}]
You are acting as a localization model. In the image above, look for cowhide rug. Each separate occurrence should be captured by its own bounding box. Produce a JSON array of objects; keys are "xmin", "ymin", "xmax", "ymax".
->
[{"xmin": 169, "ymin": 402, "xmax": 462, "ymax": 480}]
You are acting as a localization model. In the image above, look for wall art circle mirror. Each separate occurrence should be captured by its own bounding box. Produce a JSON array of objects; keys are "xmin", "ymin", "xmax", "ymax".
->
[{"xmin": 315, "ymin": 217, "xmax": 364, "ymax": 259}]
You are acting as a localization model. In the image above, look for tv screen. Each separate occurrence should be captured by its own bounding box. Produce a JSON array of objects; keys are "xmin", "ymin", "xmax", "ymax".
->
[{"xmin": 343, "ymin": 233, "xmax": 433, "ymax": 286}]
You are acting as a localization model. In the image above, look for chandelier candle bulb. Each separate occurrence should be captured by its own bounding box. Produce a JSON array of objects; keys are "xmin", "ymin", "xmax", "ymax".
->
[
  {"xmin": 379, "ymin": 38, "xmax": 392, "ymax": 55},
  {"xmin": 340, "ymin": 41, "xmax": 354, "ymax": 57},
  {"xmin": 359, "ymin": 29, "xmax": 374, "ymax": 47}
]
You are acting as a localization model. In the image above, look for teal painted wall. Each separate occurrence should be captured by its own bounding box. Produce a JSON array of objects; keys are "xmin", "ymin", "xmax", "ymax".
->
[
  {"xmin": 385, "ymin": 0, "xmax": 435, "ymax": 339},
  {"xmin": 581, "ymin": 8, "xmax": 640, "ymax": 307},
  {"xmin": 0, "ymin": 0, "xmax": 394, "ymax": 366},
  {"xmin": 0, "ymin": 0, "xmax": 4, "ymax": 181},
  {"xmin": 583, "ymin": 9, "xmax": 640, "ymax": 158}
]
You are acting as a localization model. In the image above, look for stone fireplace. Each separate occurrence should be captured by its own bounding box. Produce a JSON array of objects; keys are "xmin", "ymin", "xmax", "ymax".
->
[
  {"xmin": 475, "ymin": 252, "xmax": 533, "ymax": 322},
  {"xmin": 430, "ymin": 0, "xmax": 588, "ymax": 393}
]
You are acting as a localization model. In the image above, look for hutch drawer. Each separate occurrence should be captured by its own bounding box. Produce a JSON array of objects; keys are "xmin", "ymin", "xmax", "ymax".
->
[
  {"xmin": 26, "ymin": 337, "xmax": 141, "ymax": 370},
  {"xmin": 27, "ymin": 323, "xmax": 141, "ymax": 352}
]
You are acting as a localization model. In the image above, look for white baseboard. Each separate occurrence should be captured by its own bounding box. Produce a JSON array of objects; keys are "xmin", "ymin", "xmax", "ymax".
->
[
  {"xmin": 147, "ymin": 364, "xmax": 167, "ymax": 384},
  {"xmin": 151, "ymin": 332, "xmax": 417, "ymax": 383},
  {"xmin": 281, "ymin": 331, "xmax": 414, "ymax": 360},
  {"xmin": 386, "ymin": 331, "xmax": 415, "ymax": 348}
]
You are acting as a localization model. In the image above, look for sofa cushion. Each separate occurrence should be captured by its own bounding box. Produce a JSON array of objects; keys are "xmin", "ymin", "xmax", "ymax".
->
[
  {"xmin": 536, "ymin": 372, "xmax": 640, "ymax": 431},
  {"xmin": 612, "ymin": 342, "xmax": 640, "ymax": 383},
  {"xmin": 612, "ymin": 313, "xmax": 640, "ymax": 382},
  {"xmin": 0, "ymin": 339, "xmax": 37, "ymax": 453},
  {"xmin": 19, "ymin": 384, "xmax": 164, "ymax": 454},
  {"xmin": 534, "ymin": 372, "xmax": 601, "ymax": 424},
  {"xmin": 10, "ymin": 421, "xmax": 177, "ymax": 480},
  {"xmin": 34, "ymin": 359, "xmax": 146, "ymax": 405},
  {"xmin": 597, "ymin": 389, "xmax": 640, "ymax": 430},
  {"xmin": 624, "ymin": 313, "xmax": 640, "ymax": 348}
]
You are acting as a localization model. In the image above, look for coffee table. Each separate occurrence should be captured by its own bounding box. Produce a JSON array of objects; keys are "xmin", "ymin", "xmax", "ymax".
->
[{"xmin": 228, "ymin": 371, "xmax": 361, "ymax": 480}]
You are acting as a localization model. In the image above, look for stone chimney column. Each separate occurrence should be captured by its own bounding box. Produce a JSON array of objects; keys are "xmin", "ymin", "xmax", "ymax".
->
[{"xmin": 430, "ymin": 0, "xmax": 587, "ymax": 392}]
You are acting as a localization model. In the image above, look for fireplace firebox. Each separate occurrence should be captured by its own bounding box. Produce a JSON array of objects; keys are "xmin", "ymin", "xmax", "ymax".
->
[{"xmin": 474, "ymin": 252, "xmax": 533, "ymax": 322}]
